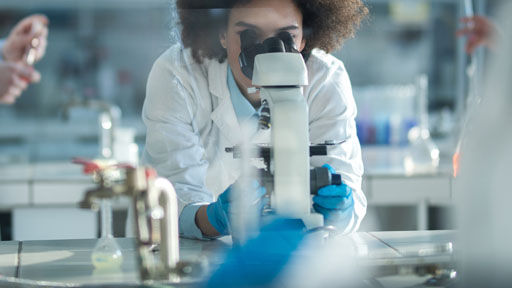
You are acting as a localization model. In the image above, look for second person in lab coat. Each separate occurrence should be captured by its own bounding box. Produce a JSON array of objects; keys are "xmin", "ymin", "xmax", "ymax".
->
[{"xmin": 142, "ymin": 0, "xmax": 368, "ymax": 239}]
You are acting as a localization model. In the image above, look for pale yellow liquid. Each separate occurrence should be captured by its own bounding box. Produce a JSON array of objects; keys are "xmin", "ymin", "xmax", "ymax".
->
[{"xmin": 91, "ymin": 251, "xmax": 123, "ymax": 269}]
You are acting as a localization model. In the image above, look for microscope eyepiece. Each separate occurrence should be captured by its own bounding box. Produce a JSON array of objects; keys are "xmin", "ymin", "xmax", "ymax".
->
[
  {"xmin": 276, "ymin": 31, "xmax": 298, "ymax": 53},
  {"xmin": 263, "ymin": 37, "xmax": 286, "ymax": 53},
  {"xmin": 238, "ymin": 30, "xmax": 297, "ymax": 80},
  {"xmin": 240, "ymin": 29, "xmax": 259, "ymax": 49},
  {"xmin": 239, "ymin": 29, "xmax": 263, "ymax": 79}
]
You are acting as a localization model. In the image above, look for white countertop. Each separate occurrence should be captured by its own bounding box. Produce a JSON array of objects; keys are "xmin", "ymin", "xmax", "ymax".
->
[{"xmin": 0, "ymin": 230, "xmax": 456, "ymax": 287}]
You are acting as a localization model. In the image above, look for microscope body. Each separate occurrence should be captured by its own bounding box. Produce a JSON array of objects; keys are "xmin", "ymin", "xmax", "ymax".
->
[{"xmin": 252, "ymin": 52, "xmax": 324, "ymax": 229}]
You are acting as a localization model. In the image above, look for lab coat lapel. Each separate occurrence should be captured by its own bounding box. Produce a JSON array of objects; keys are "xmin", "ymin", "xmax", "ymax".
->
[{"xmin": 207, "ymin": 60, "xmax": 242, "ymax": 146}]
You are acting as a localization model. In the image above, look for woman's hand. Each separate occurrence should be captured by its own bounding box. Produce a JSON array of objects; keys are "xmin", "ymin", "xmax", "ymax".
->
[{"xmin": 2, "ymin": 14, "xmax": 49, "ymax": 64}]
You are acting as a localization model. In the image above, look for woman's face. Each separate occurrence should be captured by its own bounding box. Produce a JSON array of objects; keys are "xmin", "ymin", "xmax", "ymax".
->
[{"xmin": 220, "ymin": 0, "xmax": 306, "ymax": 97}]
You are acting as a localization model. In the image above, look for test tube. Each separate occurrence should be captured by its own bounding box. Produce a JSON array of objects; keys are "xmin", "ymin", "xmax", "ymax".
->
[{"xmin": 24, "ymin": 21, "xmax": 44, "ymax": 66}]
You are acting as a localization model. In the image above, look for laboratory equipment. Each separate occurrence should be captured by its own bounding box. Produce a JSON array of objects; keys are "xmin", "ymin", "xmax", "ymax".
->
[
  {"xmin": 91, "ymin": 199, "xmax": 123, "ymax": 270},
  {"xmin": 403, "ymin": 75, "xmax": 439, "ymax": 174},
  {"xmin": 24, "ymin": 20, "xmax": 44, "ymax": 66},
  {"xmin": 226, "ymin": 145, "xmax": 342, "ymax": 196},
  {"xmin": 76, "ymin": 159, "xmax": 198, "ymax": 281},
  {"xmin": 231, "ymin": 30, "xmax": 325, "ymax": 229},
  {"xmin": 64, "ymin": 100, "xmax": 123, "ymax": 275},
  {"xmin": 312, "ymin": 165, "xmax": 355, "ymax": 228},
  {"xmin": 353, "ymin": 85, "xmax": 417, "ymax": 146},
  {"xmin": 62, "ymin": 99, "xmax": 122, "ymax": 160},
  {"xmin": 113, "ymin": 127, "xmax": 139, "ymax": 166}
]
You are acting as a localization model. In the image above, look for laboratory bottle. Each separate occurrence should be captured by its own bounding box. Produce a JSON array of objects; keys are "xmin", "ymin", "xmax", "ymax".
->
[{"xmin": 113, "ymin": 127, "xmax": 139, "ymax": 166}]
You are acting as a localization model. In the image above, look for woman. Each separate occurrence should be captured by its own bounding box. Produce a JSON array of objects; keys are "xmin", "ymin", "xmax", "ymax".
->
[{"xmin": 142, "ymin": 0, "xmax": 368, "ymax": 239}]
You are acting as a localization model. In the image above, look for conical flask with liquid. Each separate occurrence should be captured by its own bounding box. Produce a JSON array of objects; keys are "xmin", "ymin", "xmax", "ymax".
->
[{"xmin": 91, "ymin": 199, "xmax": 123, "ymax": 269}]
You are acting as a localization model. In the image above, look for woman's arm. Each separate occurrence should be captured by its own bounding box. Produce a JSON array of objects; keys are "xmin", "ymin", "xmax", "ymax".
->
[
  {"xmin": 306, "ymin": 53, "xmax": 366, "ymax": 233},
  {"xmin": 142, "ymin": 48, "xmax": 217, "ymax": 239}
]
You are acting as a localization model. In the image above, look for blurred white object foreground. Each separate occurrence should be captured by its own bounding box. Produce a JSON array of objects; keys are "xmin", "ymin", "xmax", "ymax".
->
[{"xmin": 454, "ymin": 2, "xmax": 512, "ymax": 287}]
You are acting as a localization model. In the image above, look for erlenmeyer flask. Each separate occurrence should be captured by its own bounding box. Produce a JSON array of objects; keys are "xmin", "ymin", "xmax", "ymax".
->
[{"xmin": 404, "ymin": 75, "xmax": 440, "ymax": 173}]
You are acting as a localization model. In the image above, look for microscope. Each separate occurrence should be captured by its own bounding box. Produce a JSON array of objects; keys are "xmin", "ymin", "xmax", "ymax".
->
[{"xmin": 226, "ymin": 30, "xmax": 343, "ymax": 229}]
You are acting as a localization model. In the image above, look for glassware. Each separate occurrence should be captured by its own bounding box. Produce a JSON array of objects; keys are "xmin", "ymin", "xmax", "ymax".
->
[
  {"xmin": 91, "ymin": 199, "xmax": 123, "ymax": 270},
  {"xmin": 404, "ymin": 75, "xmax": 440, "ymax": 174}
]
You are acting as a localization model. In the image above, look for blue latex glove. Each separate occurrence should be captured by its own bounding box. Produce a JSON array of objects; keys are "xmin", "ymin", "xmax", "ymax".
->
[
  {"xmin": 312, "ymin": 164, "xmax": 355, "ymax": 227},
  {"xmin": 206, "ymin": 180, "xmax": 267, "ymax": 236},
  {"xmin": 206, "ymin": 218, "xmax": 306, "ymax": 288}
]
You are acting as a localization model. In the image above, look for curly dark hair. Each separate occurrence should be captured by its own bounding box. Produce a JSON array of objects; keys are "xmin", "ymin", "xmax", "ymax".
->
[{"xmin": 177, "ymin": 0, "xmax": 368, "ymax": 63}]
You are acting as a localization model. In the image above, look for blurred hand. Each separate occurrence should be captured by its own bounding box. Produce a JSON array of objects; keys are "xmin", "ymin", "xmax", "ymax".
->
[
  {"xmin": 207, "ymin": 218, "xmax": 306, "ymax": 288},
  {"xmin": 456, "ymin": 16, "xmax": 496, "ymax": 54},
  {"xmin": 206, "ymin": 180, "xmax": 267, "ymax": 236},
  {"xmin": 2, "ymin": 14, "xmax": 49, "ymax": 64},
  {"xmin": 0, "ymin": 62, "xmax": 40, "ymax": 104},
  {"xmin": 313, "ymin": 164, "xmax": 355, "ymax": 229}
]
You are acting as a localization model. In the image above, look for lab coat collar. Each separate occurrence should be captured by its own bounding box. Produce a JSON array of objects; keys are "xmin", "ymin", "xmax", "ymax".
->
[{"xmin": 208, "ymin": 59, "xmax": 242, "ymax": 145}]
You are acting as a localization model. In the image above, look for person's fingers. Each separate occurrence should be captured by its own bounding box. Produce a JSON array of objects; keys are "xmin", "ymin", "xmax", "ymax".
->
[
  {"xmin": 460, "ymin": 15, "xmax": 487, "ymax": 25},
  {"xmin": 317, "ymin": 185, "xmax": 338, "ymax": 197},
  {"xmin": 317, "ymin": 184, "xmax": 352, "ymax": 197},
  {"xmin": 459, "ymin": 17, "xmax": 475, "ymax": 23},
  {"xmin": 313, "ymin": 196, "xmax": 354, "ymax": 211},
  {"xmin": 28, "ymin": 23, "xmax": 48, "ymax": 49},
  {"xmin": 12, "ymin": 14, "xmax": 49, "ymax": 35},
  {"xmin": 466, "ymin": 41, "xmax": 479, "ymax": 54},
  {"xmin": 35, "ymin": 42, "xmax": 47, "ymax": 63},
  {"xmin": 11, "ymin": 63, "xmax": 40, "ymax": 83},
  {"xmin": 313, "ymin": 203, "xmax": 330, "ymax": 216},
  {"xmin": 12, "ymin": 74, "xmax": 28, "ymax": 91},
  {"xmin": 14, "ymin": 27, "xmax": 47, "ymax": 49},
  {"xmin": 466, "ymin": 40, "xmax": 475, "ymax": 54},
  {"xmin": 321, "ymin": 164, "xmax": 336, "ymax": 174},
  {"xmin": 7, "ymin": 86, "xmax": 23, "ymax": 98},
  {"xmin": 1, "ymin": 82, "xmax": 24, "ymax": 104},
  {"xmin": 466, "ymin": 35, "xmax": 486, "ymax": 54},
  {"xmin": 34, "ymin": 27, "xmax": 48, "ymax": 61},
  {"xmin": 29, "ymin": 20, "xmax": 49, "ymax": 38},
  {"xmin": 13, "ymin": 33, "xmax": 36, "ymax": 52},
  {"xmin": 313, "ymin": 196, "xmax": 341, "ymax": 210},
  {"xmin": 0, "ymin": 94, "xmax": 16, "ymax": 105},
  {"xmin": 456, "ymin": 27, "xmax": 474, "ymax": 37},
  {"xmin": 31, "ymin": 69, "xmax": 41, "ymax": 83},
  {"xmin": 473, "ymin": 15, "xmax": 489, "ymax": 26}
]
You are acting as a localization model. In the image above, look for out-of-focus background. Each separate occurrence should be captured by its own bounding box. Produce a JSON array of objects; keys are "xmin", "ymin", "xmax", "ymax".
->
[{"xmin": 0, "ymin": 0, "xmax": 501, "ymax": 241}]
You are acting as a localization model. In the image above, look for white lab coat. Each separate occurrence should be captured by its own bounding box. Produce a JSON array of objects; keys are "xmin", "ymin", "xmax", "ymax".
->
[{"xmin": 142, "ymin": 44, "xmax": 366, "ymax": 234}]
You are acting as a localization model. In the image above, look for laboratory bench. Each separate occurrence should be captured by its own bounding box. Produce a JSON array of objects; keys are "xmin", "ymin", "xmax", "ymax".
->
[
  {"xmin": 0, "ymin": 230, "xmax": 456, "ymax": 288},
  {"xmin": 361, "ymin": 146, "xmax": 455, "ymax": 231}
]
